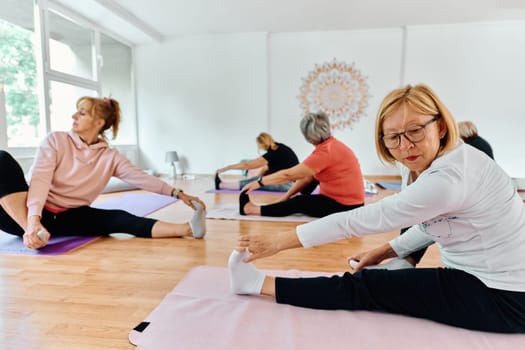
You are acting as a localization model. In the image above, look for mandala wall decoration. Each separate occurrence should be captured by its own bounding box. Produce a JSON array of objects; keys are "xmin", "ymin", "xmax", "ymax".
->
[{"xmin": 298, "ymin": 58, "xmax": 370, "ymax": 130}]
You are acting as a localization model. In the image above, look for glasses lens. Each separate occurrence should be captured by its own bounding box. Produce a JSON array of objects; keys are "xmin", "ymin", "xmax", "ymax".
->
[
  {"xmin": 405, "ymin": 126, "xmax": 425, "ymax": 142},
  {"xmin": 383, "ymin": 135, "xmax": 399, "ymax": 149},
  {"xmin": 383, "ymin": 117, "xmax": 437, "ymax": 149}
]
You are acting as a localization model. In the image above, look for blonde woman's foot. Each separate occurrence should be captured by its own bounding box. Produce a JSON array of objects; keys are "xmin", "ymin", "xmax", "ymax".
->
[{"xmin": 228, "ymin": 249, "xmax": 265, "ymax": 294}]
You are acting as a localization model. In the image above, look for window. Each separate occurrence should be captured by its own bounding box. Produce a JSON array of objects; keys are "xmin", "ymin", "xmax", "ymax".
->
[
  {"xmin": 0, "ymin": 0, "xmax": 136, "ymax": 151},
  {"xmin": 100, "ymin": 33, "xmax": 136, "ymax": 144},
  {"xmin": 0, "ymin": 0, "xmax": 40, "ymax": 147},
  {"xmin": 48, "ymin": 9, "xmax": 95, "ymax": 80},
  {"xmin": 49, "ymin": 81, "xmax": 96, "ymax": 132}
]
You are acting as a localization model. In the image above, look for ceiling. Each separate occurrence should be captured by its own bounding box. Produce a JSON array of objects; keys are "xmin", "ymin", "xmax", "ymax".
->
[{"xmin": 4, "ymin": 0, "xmax": 525, "ymax": 45}]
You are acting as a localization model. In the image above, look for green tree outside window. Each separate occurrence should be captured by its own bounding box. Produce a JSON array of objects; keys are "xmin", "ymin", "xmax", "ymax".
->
[{"xmin": 0, "ymin": 19, "xmax": 39, "ymax": 143}]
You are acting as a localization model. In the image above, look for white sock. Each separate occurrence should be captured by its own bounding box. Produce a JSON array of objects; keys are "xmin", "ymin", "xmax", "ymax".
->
[
  {"xmin": 364, "ymin": 257, "xmax": 415, "ymax": 270},
  {"xmin": 189, "ymin": 201, "xmax": 206, "ymax": 239},
  {"xmin": 228, "ymin": 249, "xmax": 265, "ymax": 295}
]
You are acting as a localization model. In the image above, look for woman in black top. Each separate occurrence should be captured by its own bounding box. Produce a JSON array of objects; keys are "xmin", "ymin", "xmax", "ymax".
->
[
  {"xmin": 458, "ymin": 121, "xmax": 494, "ymax": 159},
  {"xmin": 216, "ymin": 132, "xmax": 299, "ymax": 192}
]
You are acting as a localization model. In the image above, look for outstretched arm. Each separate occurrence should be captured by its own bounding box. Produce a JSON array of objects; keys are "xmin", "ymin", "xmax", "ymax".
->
[
  {"xmin": 173, "ymin": 188, "xmax": 206, "ymax": 210},
  {"xmin": 238, "ymin": 229, "xmax": 303, "ymax": 262},
  {"xmin": 217, "ymin": 157, "xmax": 268, "ymax": 174},
  {"xmin": 112, "ymin": 153, "xmax": 206, "ymax": 210},
  {"xmin": 241, "ymin": 163, "xmax": 315, "ymax": 193},
  {"xmin": 255, "ymin": 165, "xmax": 269, "ymax": 177},
  {"xmin": 273, "ymin": 176, "xmax": 315, "ymax": 202}
]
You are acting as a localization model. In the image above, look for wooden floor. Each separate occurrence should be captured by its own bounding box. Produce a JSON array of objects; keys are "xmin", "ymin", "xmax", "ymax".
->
[{"xmin": 0, "ymin": 175, "xmax": 442, "ymax": 350}]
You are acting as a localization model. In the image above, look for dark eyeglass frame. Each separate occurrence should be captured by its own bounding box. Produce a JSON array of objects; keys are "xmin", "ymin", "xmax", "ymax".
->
[{"xmin": 381, "ymin": 115, "xmax": 441, "ymax": 149}]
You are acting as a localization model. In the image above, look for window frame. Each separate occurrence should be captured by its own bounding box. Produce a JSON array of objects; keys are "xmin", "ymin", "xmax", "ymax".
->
[{"xmin": 3, "ymin": 0, "xmax": 138, "ymax": 162}]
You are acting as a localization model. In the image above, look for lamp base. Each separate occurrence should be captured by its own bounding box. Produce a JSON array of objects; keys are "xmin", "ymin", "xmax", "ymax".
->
[{"xmin": 170, "ymin": 164, "xmax": 178, "ymax": 179}]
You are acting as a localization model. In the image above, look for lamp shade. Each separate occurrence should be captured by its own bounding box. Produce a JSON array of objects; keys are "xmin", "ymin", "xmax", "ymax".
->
[{"xmin": 165, "ymin": 151, "xmax": 179, "ymax": 163}]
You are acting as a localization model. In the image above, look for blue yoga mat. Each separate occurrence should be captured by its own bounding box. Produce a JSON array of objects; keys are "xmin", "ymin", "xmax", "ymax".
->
[{"xmin": 375, "ymin": 182, "xmax": 402, "ymax": 190}]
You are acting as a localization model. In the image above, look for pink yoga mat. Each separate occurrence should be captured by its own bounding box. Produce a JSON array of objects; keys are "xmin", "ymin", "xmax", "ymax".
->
[{"xmin": 129, "ymin": 266, "xmax": 525, "ymax": 350}]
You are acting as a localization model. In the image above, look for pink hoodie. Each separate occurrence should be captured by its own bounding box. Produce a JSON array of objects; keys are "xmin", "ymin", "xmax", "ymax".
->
[{"xmin": 27, "ymin": 131, "xmax": 173, "ymax": 217}]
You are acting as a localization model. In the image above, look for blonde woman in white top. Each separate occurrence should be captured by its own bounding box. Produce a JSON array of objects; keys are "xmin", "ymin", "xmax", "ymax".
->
[{"xmin": 228, "ymin": 84, "xmax": 525, "ymax": 333}]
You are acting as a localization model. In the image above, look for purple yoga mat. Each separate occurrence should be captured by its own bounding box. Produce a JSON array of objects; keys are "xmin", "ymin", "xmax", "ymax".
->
[
  {"xmin": 206, "ymin": 187, "xmax": 322, "ymax": 195},
  {"xmin": 0, "ymin": 193, "xmax": 177, "ymax": 256},
  {"xmin": 92, "ymin": 192, "xmax": 177, "ymax": 216},
  {"xmin": 0, "ymin": 234, "xmax": 100, "ymax": 256},
  {"xmin": 206, "ymin": 188, "xmax": 289, "ymax": 195},
  {"xmin": 207, "ymin": 188, "xmax": 374, "ymax": 196}
]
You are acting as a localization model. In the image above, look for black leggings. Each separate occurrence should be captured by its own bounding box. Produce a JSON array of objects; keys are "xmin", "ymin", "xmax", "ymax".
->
[
  {"xmin": 261, "ymin": 194, "xmax": 363, "ymax": 218},
  {"xmin": 275, "ymin": 268, "xmax": 525, "ymax": 333},
  {"xmin": 0, "ymin": 150, "xmax": 28, "ymax": 197},
  {"xmin": 0, "ymin": 150, "xmax": 156, "ymax": 238}
]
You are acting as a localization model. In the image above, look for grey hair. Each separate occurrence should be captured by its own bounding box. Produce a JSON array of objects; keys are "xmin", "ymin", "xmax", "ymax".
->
[{"xmin": 300, "ymin": 112, "xmax": 332, "ymax": 145}]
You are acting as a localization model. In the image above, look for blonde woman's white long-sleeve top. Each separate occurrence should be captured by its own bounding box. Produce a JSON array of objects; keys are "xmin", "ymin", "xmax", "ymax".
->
[{"xmin": 296, "ymin": 143, "xmax": 525, "ymax": 291}]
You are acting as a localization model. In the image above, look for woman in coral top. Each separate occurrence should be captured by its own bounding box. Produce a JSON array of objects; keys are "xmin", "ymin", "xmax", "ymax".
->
[
  {"xmin": 240, "ymin": 112, "xmax": 365, "ymax": 218},
  {"xmin": 0, "ymin": 96, "xmax": 206, "ymax": 250}
]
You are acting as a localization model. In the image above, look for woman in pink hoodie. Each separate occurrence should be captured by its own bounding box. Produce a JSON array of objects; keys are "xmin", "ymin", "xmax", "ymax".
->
[{"xmin": 0, "ymin": 96, "xmax": 206, "ymax": 250}]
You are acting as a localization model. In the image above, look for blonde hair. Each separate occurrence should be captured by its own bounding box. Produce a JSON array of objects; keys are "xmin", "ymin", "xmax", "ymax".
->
[
  {"xmin": 457, "ymin": 121, "xmax": 478, "ymax": 140},
  {"xmin": 375, "ymin": 84, "xmax": 459, "ymax": 164},
  {"xmin": 256, "ymin": 132, "xmax": 278, "ymax": 151},
  {"xmin": 76, "ymin": 96, "xmax": 121, "ymax": 140}
]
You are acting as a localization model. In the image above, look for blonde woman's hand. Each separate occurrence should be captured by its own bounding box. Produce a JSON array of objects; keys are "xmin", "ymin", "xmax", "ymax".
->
[
  {"xmin": 238, "ymin": 229, "xmax": 303, "ymax": 263},
  {"xmin": 238, "ymin": 231, "xmax": 280, "ymax": 262},
  {"xmin": 347, "ymin": 243, "xmax": 396, "ymax": 272}
]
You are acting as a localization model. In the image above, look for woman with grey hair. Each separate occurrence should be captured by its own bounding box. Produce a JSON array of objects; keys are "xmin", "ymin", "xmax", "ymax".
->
[{"xmin": 239, "ymin": 112, "xmax": 365, "ymax": 218}]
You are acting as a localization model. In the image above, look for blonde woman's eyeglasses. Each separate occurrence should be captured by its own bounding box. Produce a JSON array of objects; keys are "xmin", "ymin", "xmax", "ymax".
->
[{"xmin": 382, "ymin": 115, "xmax": 441, "ymax": 149}]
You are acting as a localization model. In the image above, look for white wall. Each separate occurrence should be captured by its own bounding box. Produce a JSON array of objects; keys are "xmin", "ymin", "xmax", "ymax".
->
[
  {"xmin": 404, "ymin": 21, "xmax": 525, "ymax": 176},
  {"xmin": 268, "ymin": 29, "xmax": 403, "ymax": 175},
  {"xmin": 135, "ymin": 21, "xmax": 525, "ymax": 177},
  {"xmin": 135, "ymin": 33, "xmax": 268, "ymax": 175}
]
